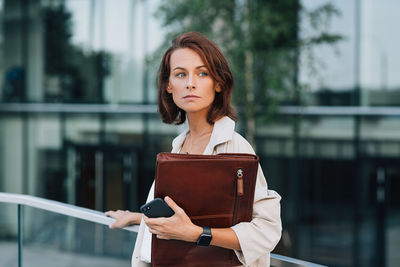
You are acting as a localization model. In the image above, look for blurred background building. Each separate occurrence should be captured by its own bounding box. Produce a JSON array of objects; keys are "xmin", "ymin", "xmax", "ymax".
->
[{"xmin": 0, "ymin": 0, "xmax": 399, "ymax": 267}]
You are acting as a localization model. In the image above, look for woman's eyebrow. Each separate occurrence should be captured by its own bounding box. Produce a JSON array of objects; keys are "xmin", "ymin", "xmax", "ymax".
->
[
  {"xmin": 172, "ymin": 65, "xmax": 207, "ymax": 71},
  {"xmin": 172, "ymin": 67, "xmax": 186, "ymax": 71}
]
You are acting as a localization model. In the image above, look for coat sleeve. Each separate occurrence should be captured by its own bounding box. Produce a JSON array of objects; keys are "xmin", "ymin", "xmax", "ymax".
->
[
  {"xmin": 229, "ymin": 134, "xmax": 282, "ymax": 265},
  {"xmin": 231, "ymin": 187, "xmax": 282, "ymax": 265}
]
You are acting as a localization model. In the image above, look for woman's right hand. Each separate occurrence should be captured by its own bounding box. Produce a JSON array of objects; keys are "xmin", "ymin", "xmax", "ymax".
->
[{"xmin": 105, "ymin": 210, "xmax": 143, "ymax": 228}]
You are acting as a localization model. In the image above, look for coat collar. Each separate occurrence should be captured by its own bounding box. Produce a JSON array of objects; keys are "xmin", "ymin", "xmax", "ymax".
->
[{"xmin": 171, "ymin": 116, "xmax": 235, "ymax": 154}]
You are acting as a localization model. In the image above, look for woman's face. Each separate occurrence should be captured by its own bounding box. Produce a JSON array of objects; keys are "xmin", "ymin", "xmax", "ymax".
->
[{"xmin": 167, "ymin": 48, "xmax": 221, "ymax": 117}]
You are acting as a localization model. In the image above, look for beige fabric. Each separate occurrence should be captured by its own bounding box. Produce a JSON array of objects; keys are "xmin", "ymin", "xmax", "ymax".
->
[{"xmin": 132, "ymin": 116, "xmax": 282, "ymax": 267}]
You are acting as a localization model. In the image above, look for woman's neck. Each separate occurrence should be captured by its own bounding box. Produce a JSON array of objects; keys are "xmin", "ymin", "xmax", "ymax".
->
[
  {"xmin": 186, "ymin": 114, "xmax": 213, "ymax": 139},
  {"xmin": 180, "ymin": 113, "xmax": 214, "ymax": 154}
]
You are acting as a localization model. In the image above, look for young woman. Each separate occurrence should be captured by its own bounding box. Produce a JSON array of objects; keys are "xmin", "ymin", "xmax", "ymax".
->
[{"xmin": 106, "ymin": 31, "xmax": 282, "ymax": 267}]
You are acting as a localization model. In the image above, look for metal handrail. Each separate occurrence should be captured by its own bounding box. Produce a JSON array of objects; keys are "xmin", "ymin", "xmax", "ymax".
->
[
  {"xmin": 270, "ymin": 254, "xmax": 327, "ymax": 267},
  {"xmin": 0, "ymin": 192, "xmax": 138, "ymax": 232},
  {"xmin": 0, "ymin": 192, "xmax": 327, "ymax": 267}
]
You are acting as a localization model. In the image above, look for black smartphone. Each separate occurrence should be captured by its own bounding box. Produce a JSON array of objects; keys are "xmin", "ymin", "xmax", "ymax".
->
[{"xmin": 140, "ymin": 198, "xmax": 175, "ymax": 218}]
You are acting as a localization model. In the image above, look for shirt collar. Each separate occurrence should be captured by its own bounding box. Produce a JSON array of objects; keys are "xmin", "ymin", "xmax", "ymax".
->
[{"xmin": 171, "ymin": 116, "xmax": 235, "ymax": 154}]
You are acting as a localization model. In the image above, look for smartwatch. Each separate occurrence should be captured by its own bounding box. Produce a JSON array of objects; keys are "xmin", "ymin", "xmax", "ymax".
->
[{"xmin": 196, "ymin": 226, "xmax": 212, "ymax": 246}]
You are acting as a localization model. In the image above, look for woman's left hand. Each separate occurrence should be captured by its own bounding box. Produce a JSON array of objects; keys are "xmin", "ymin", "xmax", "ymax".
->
[{"xmin": 144, "ymin": 196, "xmax": 202, "ymax": 242}]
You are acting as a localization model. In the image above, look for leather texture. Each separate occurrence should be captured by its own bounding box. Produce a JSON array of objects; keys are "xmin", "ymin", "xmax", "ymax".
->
[{"xmin": 152, "ymin": 152, "xmax": 259, "ymax": 267}]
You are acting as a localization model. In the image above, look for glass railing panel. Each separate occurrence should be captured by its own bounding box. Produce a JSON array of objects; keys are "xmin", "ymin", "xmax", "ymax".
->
[
  {"xmin": 20, "ymin": 205, "xmax": 137, "ymax": 267},
  {"xmin": 0, "ymin": 203, "xmax": 19, "ymax": 267},
  {"xmin": 0, "ymin": 193, "xmax": 328, "ymax": 267}
]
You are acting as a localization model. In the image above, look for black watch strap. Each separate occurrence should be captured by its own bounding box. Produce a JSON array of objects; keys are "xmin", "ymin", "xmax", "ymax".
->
[{"xmin": 196, "ymin": 226, "xmax": 212, "ymax": 246}]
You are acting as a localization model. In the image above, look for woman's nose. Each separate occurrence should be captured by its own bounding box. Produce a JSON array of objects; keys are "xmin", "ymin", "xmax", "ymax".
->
[{"xmin": 186, "ymin": 75, "xmax": 196, "ymax": 89}]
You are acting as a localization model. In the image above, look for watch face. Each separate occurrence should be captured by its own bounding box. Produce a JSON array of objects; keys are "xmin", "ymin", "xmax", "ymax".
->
[{"xmin": 197, "ymin": 233, "xmax": 212, "ymax": 246}]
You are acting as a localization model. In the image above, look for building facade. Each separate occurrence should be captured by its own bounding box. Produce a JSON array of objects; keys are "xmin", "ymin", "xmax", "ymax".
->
[{"xmin": 0, "ymin": 0, "xmax": 399, "ymax": 266}]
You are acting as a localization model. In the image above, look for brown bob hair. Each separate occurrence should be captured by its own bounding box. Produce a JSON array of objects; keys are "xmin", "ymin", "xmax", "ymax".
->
[{"xmin": 158, "ymin": 31, "xmax": 237, "ymax": 125}]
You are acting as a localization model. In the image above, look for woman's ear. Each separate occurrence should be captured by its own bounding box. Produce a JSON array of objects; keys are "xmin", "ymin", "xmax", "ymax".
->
[
  {"xmin": 166, "ymin": 84, "xmax": 172, "ymax": 93},
  {"xmin": 215, "ymin": 85, "xmax": 222, "ymax": 93}
]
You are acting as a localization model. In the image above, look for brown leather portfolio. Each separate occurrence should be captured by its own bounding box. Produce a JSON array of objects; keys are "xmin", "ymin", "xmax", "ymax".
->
[{"xmin": 151, "ymin": 152, "xmax": 259, "ymax": 267}]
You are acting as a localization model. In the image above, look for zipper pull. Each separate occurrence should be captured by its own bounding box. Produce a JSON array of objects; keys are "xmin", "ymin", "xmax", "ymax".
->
[{"xmin": 237, "ymin": 169, "xmax": 244, "ymax": 196}]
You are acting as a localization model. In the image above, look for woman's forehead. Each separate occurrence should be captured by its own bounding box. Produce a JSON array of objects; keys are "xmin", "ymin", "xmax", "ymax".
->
[{"xmin": 170, "ymin": 48, "xmax": 206, "ymax": 70}]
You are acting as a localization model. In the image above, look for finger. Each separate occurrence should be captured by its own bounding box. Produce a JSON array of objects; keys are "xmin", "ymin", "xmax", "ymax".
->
[
  {"xmin": 145, "ymin": 217, "xmax": 164, "ymax": 227},
  {"xmin": 156, "ymin": 235, "xmax": 169, "ymax": 240},
  {"xmin": 144, "ymin": 216, "xmax": 162, "ymax": 224},
  {"xmin": 106, "ymin": 211, "xmax": 116, "ymax": 228},
  {"xmin": 148, "ymin": 225, "xmax": 164, "ymax": 235},
  {"xmin": 149, "ymin": 227, "xmax": 158, "ymax": 234},
  {"xmin": 144, "ymin": 216, "xmax": 154, "ymax": 226},
  {"xmin": 164, "ymin": 196, "xmax": 182, "ymax": 214},
  {"xmin": 106, "ymin": 211, "xmax": 121, "ymax": 219},
  {"xmin": 105, "ymin": 211, "xmax": 113, "ymax": 217},
  {"xmin": 109, "ymin": 220, "xmax": 123, "ymax": 229},
  {"xmin": 106, "ymin": 210, "xmax": 125, "ymax": 217},
  {"xmin": 110, "ymin": 216, "xmax": 130, "ymax": 229}
]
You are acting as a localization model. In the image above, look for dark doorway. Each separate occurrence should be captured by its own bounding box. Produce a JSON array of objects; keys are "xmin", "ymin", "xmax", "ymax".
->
[{"xmin": 67, "ymin": 143, "xmax": 140, "ymax": 212}]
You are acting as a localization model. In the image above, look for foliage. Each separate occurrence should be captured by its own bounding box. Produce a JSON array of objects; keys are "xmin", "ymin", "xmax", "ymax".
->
[
  {"xmin": 152, "ymin": 0, "xmax": 343, "ymax": 127},
  {"xmin": 43, "ymin": 5, "xmax": 73, "ymax": 75},
  {"xmin": 42, "ymin": 5, "xmax": 111, "ymax": 102}
]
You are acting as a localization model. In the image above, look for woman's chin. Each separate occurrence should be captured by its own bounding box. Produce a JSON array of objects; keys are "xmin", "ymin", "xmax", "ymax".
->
[{"xmin": 182, "ymin": 108, "xmax": 210, "ymax": 116}]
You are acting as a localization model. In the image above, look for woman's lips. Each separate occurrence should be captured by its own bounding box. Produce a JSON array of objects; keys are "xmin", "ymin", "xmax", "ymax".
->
[{"xmin": 183, "ymin": 95, "xmax": 200, "ymax": 99}]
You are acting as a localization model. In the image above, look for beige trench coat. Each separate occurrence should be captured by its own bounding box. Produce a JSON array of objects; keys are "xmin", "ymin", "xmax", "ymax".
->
[{"xmin": 132, "ymin": 116, "xmax": 282, "ymax": 267}]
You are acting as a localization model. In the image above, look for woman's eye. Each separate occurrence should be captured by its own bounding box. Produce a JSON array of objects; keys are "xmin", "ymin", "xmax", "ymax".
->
[
  {"xmin": 199, "ymin": 71, "xmax": 208, "ymax": 77},
  {"xmin": 176, "ymin": 73, "xmax": 186, "ymax": 78}
]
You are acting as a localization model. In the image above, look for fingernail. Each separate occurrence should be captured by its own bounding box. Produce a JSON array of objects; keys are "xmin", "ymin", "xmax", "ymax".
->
[{"xmin": 165, "ymin": 196, "xmax": 170, "ymax": 201}]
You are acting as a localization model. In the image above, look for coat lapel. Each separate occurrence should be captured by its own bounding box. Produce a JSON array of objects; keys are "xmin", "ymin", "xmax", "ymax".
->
[{"xmin": 171, "ymin": 128, "xmax": 189, "ymax": 153}]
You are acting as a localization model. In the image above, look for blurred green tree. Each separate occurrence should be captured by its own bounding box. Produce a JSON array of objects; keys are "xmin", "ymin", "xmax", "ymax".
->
[
  {"xmin": 153, "ymin": 0, "xmax": 342, "ymax": 144},
  {"xmin": 43, "ymin": 5, "xmax": 111, "ymax": 102}
]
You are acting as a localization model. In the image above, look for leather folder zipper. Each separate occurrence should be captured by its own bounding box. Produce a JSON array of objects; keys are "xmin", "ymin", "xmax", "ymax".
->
[
  {"xmin": 233, "ymin": 168, "xmax": 243, "ymax": 224},
  {"xmin": 237, "ymin": 169, "xmax": 244, "ymax": 196}
]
